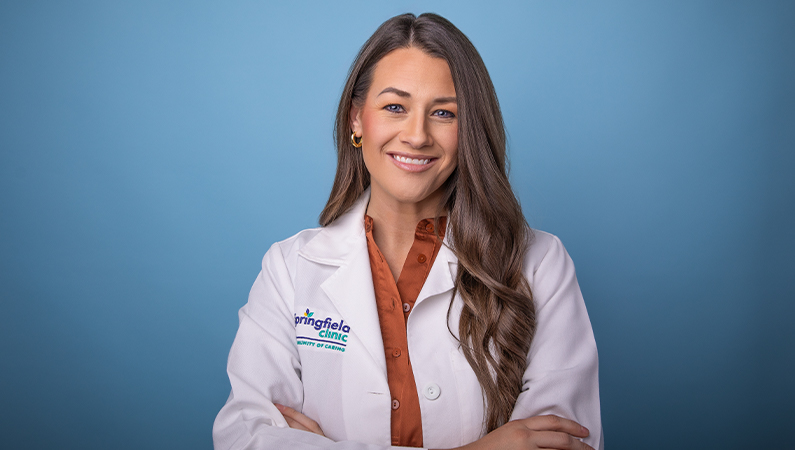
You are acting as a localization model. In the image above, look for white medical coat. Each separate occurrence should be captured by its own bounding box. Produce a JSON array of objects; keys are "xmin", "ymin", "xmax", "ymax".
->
[{"xmin": 213, "ymin": 191, "xmax": 603, "ymax": 450}]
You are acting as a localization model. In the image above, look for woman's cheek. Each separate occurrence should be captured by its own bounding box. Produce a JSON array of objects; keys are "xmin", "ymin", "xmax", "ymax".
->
[
  {"xmin": 444, "ymin": 123, "xmax": 458, "ymax": 148},
  {"xmin": 361, "ymin": 107, "xmax": 381, "ymax": 132}
]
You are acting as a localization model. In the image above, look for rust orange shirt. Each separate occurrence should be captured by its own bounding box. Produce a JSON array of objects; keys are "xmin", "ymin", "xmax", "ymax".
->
[{"xmin": 364, "ymin": 215, "xmax": 447, "ymax": 448}]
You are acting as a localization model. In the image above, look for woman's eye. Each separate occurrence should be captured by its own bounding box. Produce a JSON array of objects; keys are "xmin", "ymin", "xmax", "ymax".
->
[
  {"xmin": 433, "ymin": 109, "xmax": 456, "ymax": 119},
  {"xmin": 384, "ymin": 104, "xmax": 404, "ymax": 113}
]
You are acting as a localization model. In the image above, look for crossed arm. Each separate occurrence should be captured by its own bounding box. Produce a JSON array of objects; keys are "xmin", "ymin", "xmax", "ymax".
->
[{"xmin": 277, "ymin": 403, "xmax": 594, "ymax": 450}]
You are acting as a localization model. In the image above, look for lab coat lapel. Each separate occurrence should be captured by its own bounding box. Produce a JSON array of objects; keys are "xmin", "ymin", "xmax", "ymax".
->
[
  {"xmin": 298, "ymin": 189, "xmax": 388, "ymax": 377},
  {"xmin": 320, "ymin": 240, "xmax": 387, "ymax": 376}
]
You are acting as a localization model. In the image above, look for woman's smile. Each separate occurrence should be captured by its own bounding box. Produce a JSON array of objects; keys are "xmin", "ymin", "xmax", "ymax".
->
[{"xmin": 388, "ymin": 152, "xmax": 437, "ymax": 172}]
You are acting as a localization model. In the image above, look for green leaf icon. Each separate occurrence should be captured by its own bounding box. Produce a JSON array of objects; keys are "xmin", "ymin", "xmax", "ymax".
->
[{"xmin": 308, "ymin": 312, "xmax": 314, "ymax": 317}]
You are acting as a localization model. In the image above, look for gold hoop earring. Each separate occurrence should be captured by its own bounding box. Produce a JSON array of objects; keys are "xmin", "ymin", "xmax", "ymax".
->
[{"xmin": 351, "ymin": 132, "xmax": 362, "ymax": 148}]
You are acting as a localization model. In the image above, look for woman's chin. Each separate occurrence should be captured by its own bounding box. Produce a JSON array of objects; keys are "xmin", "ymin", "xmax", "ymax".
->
[{"xmin": 372, "ymin": 186, "xmax": 446, "ymax": 210}]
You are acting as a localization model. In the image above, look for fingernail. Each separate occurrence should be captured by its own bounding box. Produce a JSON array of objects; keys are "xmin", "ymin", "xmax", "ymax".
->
[
  {"xmin": 274, "ymin": 403, "xmax": 284, "ymax": 411},
  {"xmin": 581, "ymin": 425, "xmax": 589, "ymax": 435}
]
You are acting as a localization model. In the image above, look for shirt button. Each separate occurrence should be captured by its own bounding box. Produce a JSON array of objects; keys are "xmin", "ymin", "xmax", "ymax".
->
[
  {"xmin": 392, "ymin": 348, "xmax": 401, "ymax": 357},
  {"xmin": 391, "ymin": 399, "xmax": 400, "ymax": 410},
  {"xmin": 403, "ymin": 303, "xmax": 411, "ymax": 313},
  {"xmin": 417, "ymin": 254, "xmax": 427, "ymax": 263},
  {"xmin": 423, "ymin": 383, "xmax": 441, "ymax": 400},
  {"xmin": 425, "ymin": 223, "xmax": 434, "ymax": 232}
]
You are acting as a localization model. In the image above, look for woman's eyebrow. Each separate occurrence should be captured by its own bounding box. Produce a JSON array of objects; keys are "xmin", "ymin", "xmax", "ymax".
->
[
  {"xmin": 432, "ymin": 96, "xmax": 457, "ymax": 105},
  {"xmin": 377, "ymin": 87, "xmax": 411, "ymax": 98},
  {"xmin": 377, "ymin": 87, "xmax": 456, "ymax": 104}
]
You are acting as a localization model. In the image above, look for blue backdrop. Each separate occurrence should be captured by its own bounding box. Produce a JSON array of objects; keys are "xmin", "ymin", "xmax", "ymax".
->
[{"xmin": 1, "ymin": 1, "xmax": 793, "ymax": 449}]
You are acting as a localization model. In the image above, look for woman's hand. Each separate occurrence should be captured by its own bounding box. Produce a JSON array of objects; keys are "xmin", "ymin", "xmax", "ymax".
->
[
  {"xmin": 275, "ymin": 403, "xmax": 326, "ymax": 437},
  {"xmin": 452, "ymin": 415, "xmax": 593, "ymax": 450}
]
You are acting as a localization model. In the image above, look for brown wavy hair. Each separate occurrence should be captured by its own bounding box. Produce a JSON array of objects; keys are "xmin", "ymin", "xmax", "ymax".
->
[{"xmin": 319, "ymin": 13, "xmax": 536, "ymax": 433}]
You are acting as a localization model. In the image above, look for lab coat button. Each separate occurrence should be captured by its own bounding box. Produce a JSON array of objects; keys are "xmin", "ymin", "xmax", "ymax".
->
[
  {"xmin": 392, "ymin": 348, "xmax": 401, "ymax": 357},
  {"xmin": 403, "ymin": 303, "xmax": 411, "ymax": 312},
  {"xmin": 425, "ymin": 223, "xmax": 434, "ymax": 232},
  {"xmin": 417, "ymin": 254, "xmax": 427, "ymax": 263},
  {"xmin": 391, "ymin": 399, "xmax": 400, "ymax": 410},
  {"xmin": 423, "ymin": 383, "xmax": 441, "ymax": 400}
]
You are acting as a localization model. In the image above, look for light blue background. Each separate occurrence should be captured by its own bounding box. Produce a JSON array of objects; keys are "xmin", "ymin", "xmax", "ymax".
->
[{"xmin": 1, "ymin": 1, "xmax": 793, "ymax": 449}]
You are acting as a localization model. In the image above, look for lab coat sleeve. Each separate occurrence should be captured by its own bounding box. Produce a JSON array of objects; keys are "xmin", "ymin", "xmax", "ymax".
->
[
  {"xmin": 213, "ymin": 242, "xmax": 418, "ymax": 450},
  {"xmin": 509, "ymin": 234, "xmax": 604, "ymax": 450}
]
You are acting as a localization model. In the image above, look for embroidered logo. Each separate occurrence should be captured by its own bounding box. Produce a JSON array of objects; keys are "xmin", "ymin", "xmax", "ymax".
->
[{"xmin": 294, "ymin": 309, "xmax": 350, "ymax": 353}]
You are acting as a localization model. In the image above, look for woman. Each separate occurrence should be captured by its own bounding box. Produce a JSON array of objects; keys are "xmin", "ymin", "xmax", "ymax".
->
[{"xmin": 213, "ymin": 13, "xmax": 602, "ymax": 450}]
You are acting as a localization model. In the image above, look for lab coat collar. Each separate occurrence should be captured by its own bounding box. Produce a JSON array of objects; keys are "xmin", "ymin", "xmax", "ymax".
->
[
  {"xmin": 416, "ymin": 238, "xmax": 457, "ymax": 308},
  {"xmin": 297, "ymin": 189, "xmax": 371, "ymax": 265}
]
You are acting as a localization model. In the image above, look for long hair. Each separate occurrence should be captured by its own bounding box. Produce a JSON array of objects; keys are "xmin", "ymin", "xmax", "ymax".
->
[{"xmin": 319, "ymin": 13, "xmax": 535, "ymax": 433}]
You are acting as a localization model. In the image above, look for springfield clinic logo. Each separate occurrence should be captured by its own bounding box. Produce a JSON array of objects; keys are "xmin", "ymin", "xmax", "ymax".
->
[{"xmin": 295, "ymin": 309, "xmax": 350, "ymax": 353}]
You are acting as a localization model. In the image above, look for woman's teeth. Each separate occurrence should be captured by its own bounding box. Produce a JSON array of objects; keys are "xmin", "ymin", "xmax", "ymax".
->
[{"xmin": 392, "ymin": 155, "xmax": 431, "ymax": 165}]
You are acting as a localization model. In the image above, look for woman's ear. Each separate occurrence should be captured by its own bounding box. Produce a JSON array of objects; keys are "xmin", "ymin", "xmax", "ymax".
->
[{"xmin": 349, "ymin": 104, "xmax": 363, "ymax": 136}]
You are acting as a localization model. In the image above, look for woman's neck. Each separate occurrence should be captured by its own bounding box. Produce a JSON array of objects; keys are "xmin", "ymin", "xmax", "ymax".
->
[{"xmin": 366, "ymin": 189, "xmax": 444, "ymax": 281}]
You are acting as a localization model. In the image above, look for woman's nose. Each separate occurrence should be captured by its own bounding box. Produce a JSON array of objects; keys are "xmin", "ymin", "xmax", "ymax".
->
[{"xmin": 399, "ymin": 113, "xmax": 433, "ymax": 149}]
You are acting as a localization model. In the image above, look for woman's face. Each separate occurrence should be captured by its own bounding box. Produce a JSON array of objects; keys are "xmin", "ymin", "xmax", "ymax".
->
[{"xmin": 350, "ymin": 47, "xmax": 458, "ymax": 213}]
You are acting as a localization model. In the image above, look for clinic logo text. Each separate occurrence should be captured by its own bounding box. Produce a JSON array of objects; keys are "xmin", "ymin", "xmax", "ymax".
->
[{"xmin": 295, "ymin": 309, "xmax": 350, "ymax": 353}]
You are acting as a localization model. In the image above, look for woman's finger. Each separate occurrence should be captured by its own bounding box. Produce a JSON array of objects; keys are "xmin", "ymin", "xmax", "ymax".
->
[
  {"xmin": 280, "ymin": 405, "xmax": 324, "ymax": 435},
  {"xmin": 532, "ymin": 430, "xmax": 594, "ymax": 450},
  {"xmin": 277, "ymin": 404, "xmax": 310, "ymax": 432},
  {"xmin": 275, "ymin": 403, "xmax": 325, "ymax": 436},
  {"xmin": 518, "ymin": 414, "xmax": 589, "ymax": 438},
  {"xmin": 283, "ymin": 415, "xmax": 310, "ymax": 432}
]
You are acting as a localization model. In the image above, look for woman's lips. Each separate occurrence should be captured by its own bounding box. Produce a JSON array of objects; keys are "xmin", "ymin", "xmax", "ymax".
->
[{"xmin": 388, "ymin": 153, "xmax": 437, "ymax": 172}]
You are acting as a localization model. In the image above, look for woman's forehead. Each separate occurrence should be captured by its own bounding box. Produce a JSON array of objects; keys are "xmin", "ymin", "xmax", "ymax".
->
[{"xmin": 368, "ymin": 47, "xmax": 455, "ymax": 99}]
